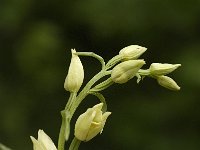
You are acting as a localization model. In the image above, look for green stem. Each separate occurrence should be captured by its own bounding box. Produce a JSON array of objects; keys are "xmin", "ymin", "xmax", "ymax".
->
[
  {"xmin": 58, "ymin": 92, "xmax": 77, "ymax": 150},
  {"xmin": 58, "ymin": 114, "xmax": 67, "ymax": 150},
  {"xmin": 69, "ymin": 137, "xmax": 81, "ymax": 150},
  {"xmin": 88, "ymin": 91, "xmax": 107, "ymax": 113},
  {"xmin": 138, "ymin": 69, "xmax": 150, "ymax": 76},
  {"xmin": 70, "ymin": 70, "xmax": 109, "ymax": 116},
  {"xmin": 75, "ymin": 52, "xmax": 105, "ymax": 69},
  {"xmin": 65, "ymin": 92, "xmax": 77, "ymax": 110}
]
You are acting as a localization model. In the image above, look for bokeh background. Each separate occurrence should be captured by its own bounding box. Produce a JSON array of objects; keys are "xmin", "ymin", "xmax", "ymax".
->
[{"xmin": 1, "ymin": 0, "xmax": 200, "ymax": 150}]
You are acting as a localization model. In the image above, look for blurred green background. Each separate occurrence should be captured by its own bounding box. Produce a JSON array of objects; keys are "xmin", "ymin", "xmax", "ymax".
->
[{"xmin": 0, "ymin": 0, "xmax": 200, "ymax": 150}]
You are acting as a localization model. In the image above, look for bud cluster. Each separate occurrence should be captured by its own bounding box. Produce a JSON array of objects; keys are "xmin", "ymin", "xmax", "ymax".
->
[
  {"xmin": 111, "ymin": 45, "xmax": 147, "ymax": 84},
  {"xmin": 109, "ymin": 45, "xmax": 181, "ymax": 91},
  {"xmin": 148, "ymin": 63, "xmax": 181, "ymax": 91}
]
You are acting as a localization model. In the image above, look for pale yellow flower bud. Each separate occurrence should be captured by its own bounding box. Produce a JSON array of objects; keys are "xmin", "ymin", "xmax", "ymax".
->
[
  {"xmin": 119, "ymin": 45, "xmax": 147, "ymax": 60},
  {"xmin": 75, "ymin": 103, "xmax": 111, "ymax": 142},
  {"xmin": 64, "ymin": 49, "xmax": 84, "ymax": 92},
  {"xmin": 150, "ymin": 63, "xmax": 181, "ymax": 76},
  {"xmin": 111, "ymin": 60, "xmax": 146, "ymax": 84},
  {"xmin": 157, "ymin": 75, "xmax": 180, "ymax": 91},
  {"xmin": 30, "ymin": 129, "xmax": 57, "ymax": 150}
]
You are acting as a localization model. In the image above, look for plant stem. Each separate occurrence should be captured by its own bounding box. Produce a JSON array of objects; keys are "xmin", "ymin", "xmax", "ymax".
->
[
  {"xmin": 58, "ymin": 92, "xmax": 77, "ymax": 150},
  {"xmin": 70, "ymin": 70, "xmax": 109, "ymax": 116},
  {"xmin": 58, "ymin": 115, "xmax": 67, "ymax": 150},
  {"xmin": 75, "ymin": 52, "xmax": 105, "ymax": 70},
  {"xmin": 69, "ymin": 137, "xmax": 81, "ymax": 150},
  {"xmin": 138, "ymin": 69, "xmax": 150, "ymax": 76}
]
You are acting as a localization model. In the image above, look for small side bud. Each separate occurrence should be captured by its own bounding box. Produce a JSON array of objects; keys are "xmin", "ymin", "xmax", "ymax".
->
[
  {"xmin": 157, "ymin": 75, "xmax": 180, "ymax": 91},
  {"xmin": 111, "ymin": 60, "xmax": 145, "ymax": 84},
  {"xmin": 64, "ymin": 49, "xmax": 84, "ymax": 92},
  {"xmin": 150, "ymin": 63, "xmax": 181, "ymax": 76},
  {"xmin": 75, "ymin": 103, "xmax": 111, "ymax": 142},
  {"xmin": 119, "ymin": 45, "xmax": 147, "ymax": 60}
]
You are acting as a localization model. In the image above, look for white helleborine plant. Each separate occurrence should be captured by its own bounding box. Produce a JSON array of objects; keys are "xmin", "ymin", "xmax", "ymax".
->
[
  {"xmin": 111, "ymin": 59, "xmax": 145, "ymax": 84},
  {"xmin": 28, "ymin": 45, "xmax": 181, "ymax": 150},
  {"xmin": 149, "ymin": 63, "xmax": 181, "ymax": 76},
  {"xmin": 64, "ymin": 49, "xmax": 84, "ymax": 93},
  {"xmin": 119, "ymin": 45, "xmax": 147, "ymax": 60},
  {"xmin": 30, "ymin": 130, "xmax": 57, "ymax": 150},
  {"xmin": 75, "ymin": 103, "xmax": 111, "ymax": 142}
]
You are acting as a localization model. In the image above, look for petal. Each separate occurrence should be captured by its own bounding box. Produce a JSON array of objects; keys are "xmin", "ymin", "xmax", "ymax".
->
[
  {"xmin": 100, "ymin": 112, "xmax": 112, "ymax": 133},
  {"xmin": 38, "ymin": 130, "xmax": 57, "ymax": 150},
  {"xmin": 93, "ymin": 109, "xmax": 102, "ymax": 123},
  {"xmin": 85, "ymin": 112, "xmax": 111, "ymax": 141},
  {"xmin": 102, "ymin": 112, "xmax": 112, "ymax": 121},
  {"xmin": 75, "ymin": 108, "xmax": 96, "ymax": 141},
  {"xmin": 92, "ymin": 103, "xmax": 103, "ymax": 111},
  {"xmin": 85, "ymin": 122, "xmax": 102, "ymax": 141},
  {"xmin": 30, "ymin": 136, "xmax": 45, "ymax": 150}
]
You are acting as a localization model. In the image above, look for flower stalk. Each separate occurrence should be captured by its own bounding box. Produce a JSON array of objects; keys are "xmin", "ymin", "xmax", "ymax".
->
[{"xmin": 69, "ymin": 137, "xmax": 81, "ymax": 150}]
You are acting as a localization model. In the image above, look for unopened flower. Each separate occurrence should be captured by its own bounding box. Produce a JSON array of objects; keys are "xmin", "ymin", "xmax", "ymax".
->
[
  {"xmin": 111, "ymin": 60, "xmax": 145, "ymax": 84},
  {"xmin": 157, "ymin": 75, "xmax": 180, "ymax": 91},
  {"xmin": 30, "ymin": 129, "xmax": 57, "ymax": 150},
  {"xmin": 64, "ymin": 49, "xmax": 84, "ymax": 92},
  {"xmin": 150, "ymin": 63, "xmax": 181, "ymax": 76},
  {"xmin": 119, "ymin": 45, "xmax": 147, "ymax": 60},
  {"xmin": 75, "ymin": 103, "xmax": 111, "ymax": 142}
]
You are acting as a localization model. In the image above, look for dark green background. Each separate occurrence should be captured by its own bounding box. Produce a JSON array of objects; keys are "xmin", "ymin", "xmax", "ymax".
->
[{"xmin": 0, "ymin": 0, "xmax": 200, "ymax": 149}]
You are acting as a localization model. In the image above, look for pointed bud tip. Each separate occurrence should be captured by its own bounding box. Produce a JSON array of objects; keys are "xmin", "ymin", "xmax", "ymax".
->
[
  {"xmin": 103, "ymin": 112, "xmax": 112, "ymax": 120},
  {"xmin": 138, "ymin": 59, "xmax": 146, "ymax": 64},
  {"xmin": 93, "ymin": 103, "xmax": 103, "ymax": 110},
  {"xmin": 30, "ymin": 136, "xmax": 35, "ymax": 142},
  {"xmin": 71, "ymin": 49, "xmax": 76, "ymax": 53},
  {"xmin": 38, "ymin": 129, "xmax": 44, "ymax": 134},
  {"xmin": 175, "ymin": 64, "xmax": 181, "ymax": 67}
]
